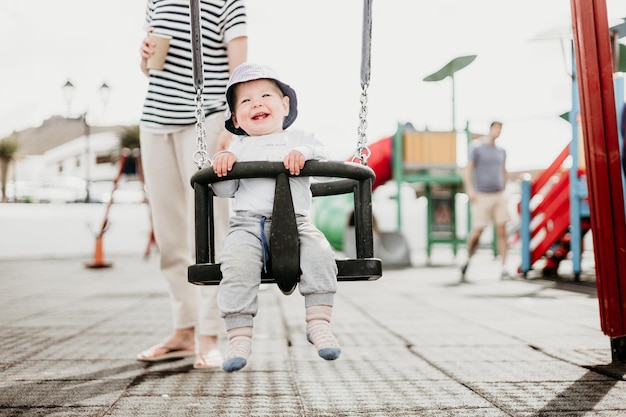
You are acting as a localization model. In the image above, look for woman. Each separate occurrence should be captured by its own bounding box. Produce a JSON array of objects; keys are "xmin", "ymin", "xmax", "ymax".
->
[{"xmin": 136, "ymin": 0, "xmax": 247, "ymax": 369}]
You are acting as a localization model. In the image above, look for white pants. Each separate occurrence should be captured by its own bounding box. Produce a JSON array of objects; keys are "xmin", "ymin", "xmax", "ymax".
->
[{"xmin": 140, "ymin": 112, "xmax": 229, "ymax": 336}]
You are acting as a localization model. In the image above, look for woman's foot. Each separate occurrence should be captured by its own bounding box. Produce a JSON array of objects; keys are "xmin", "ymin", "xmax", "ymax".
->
[
  {"xmin": 136, "ymin": 344, "xmax": 195, "ymax": 362},
  {"xmin": 137, "ymin": 328, "xmax": 195, "ymax": 362},
  {"xmin": 193, "ymin": 348, "xmax": 223, "ymax": 369},
  {"xmin": 194, "ymin": 334, "xmax": 221, "ymax": 369}
]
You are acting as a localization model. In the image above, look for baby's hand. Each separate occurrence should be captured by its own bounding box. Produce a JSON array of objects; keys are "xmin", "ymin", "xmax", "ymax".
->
[
  {"xmin": 284, "ymin": 150, "xmax": 306, "ymax": 175},
  {"xmin": 212, "ymin": 152, "xmax": 237, "ymax": 177}
]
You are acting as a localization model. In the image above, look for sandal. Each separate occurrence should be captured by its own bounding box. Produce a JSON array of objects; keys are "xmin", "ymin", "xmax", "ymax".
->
[
  {"xmin": 193, "ymin": 348, "xmax": 223, "ymax": 369},
  {"xmin": 137, "ymin": 344, "xmax": 195, "ymax": 362}
]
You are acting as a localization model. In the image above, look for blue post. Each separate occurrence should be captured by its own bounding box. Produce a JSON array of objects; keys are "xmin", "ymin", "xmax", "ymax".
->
[
  {"xmin": 520, "ymin": 179, "xmax": 531, "ymax": 275},
  {"xmin": 569, "ymin": 43, "xmax": 583, "ymax": 279}
]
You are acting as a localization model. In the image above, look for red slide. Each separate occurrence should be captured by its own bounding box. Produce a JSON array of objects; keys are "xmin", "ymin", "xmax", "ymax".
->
[
  {"xmin": 346, "ymin": 136, "xmax": 411, "ymax": 267},
  {"xmin": 348, "ymin": 136, "xmax": 393, "ymax": 191}
]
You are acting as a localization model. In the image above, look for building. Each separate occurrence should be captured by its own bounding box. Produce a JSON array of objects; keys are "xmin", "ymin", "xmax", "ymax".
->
[{"xmin": 6, "ymin": 116, "xmax": 134, "ymax": 202}]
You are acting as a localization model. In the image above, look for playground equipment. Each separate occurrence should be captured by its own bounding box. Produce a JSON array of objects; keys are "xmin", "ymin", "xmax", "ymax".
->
[
  {"xmin": 189, "ymin": 162, "xmax": 382, "ymax": 294},
  {"xmin": 187, "ymin": 0, "xmax": 382, "ymax": 294},
  {"xmin": 569, "ymin": 0, "xmax": 626, "ymax": 362},
  {"xmin": 392, "ymin": 124, "xmax": 464, "ymax": 264},
  {"xmin": 313, "ymin": 188, "xmax": 412, "ymax": 269},
  {"xmin": 518, "ymin": 146, "xmax": 590, "ymax": 278},
  {"xmin": 518, "ymin": 19, "xmax": 625, "ymax": 280},
  {"xmin": 313, "ymin": 136, "xmax": 412, "ymax": 269},
  {"xmin": 423, "ymin": 55, "xmax": 477, "ymax": 131},
  {"xmin": 383, "ymin": 53, "xmax": 477, "ymax": 265},
  {"xmin": 316, "ymin": 122, "xmax": 471, "ymax": 269}
]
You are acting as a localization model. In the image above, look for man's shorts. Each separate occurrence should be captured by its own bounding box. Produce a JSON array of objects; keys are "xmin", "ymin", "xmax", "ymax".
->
[{"xmin": 470, "ymin": 191, "xmax": 510, "ymax": 230}]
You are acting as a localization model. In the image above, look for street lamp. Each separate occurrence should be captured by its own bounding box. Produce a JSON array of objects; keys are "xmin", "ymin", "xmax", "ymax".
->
[
  {"xmin": 62, "ymin": 80, "xmax": 75, "ymax": 117},
  {"xmin": 62, "ymin": 80, "xmax": 111, "ymax": 202}
]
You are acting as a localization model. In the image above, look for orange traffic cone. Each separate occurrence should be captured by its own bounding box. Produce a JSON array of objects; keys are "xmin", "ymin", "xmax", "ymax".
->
[{"xmin": 85, "ymin": 234, "xmax": 112, "ymax": 269}]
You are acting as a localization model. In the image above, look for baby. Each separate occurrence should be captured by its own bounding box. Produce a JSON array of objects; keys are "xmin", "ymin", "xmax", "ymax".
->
[{"xmin": 212, "ymin": 63, "xmax": 341, "ymax": 372}]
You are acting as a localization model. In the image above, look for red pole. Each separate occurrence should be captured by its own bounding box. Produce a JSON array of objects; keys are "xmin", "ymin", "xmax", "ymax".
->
[
  {"xmin": 84, "ymin": 153, "xmax": 129, "ymax": 268},
  {"xmin": 570, "ymin": 0, "xmax": 626, "ymax": 353}
]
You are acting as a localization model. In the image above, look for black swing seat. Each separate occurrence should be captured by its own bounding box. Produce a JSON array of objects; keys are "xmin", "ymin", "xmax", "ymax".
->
[{"xmin": 188, "ymin": 160, "xmax": 382, "ymax": 291}]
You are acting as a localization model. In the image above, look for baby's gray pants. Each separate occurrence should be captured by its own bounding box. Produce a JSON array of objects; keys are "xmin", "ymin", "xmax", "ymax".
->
[{"xmin": 218, "ymin": 212, "xmax": 338, "ymax": 330}]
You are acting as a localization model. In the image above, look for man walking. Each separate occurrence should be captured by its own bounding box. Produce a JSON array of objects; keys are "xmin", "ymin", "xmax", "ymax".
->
[{"xmin": 461, "ymin": 121, "xmax": 510, "ymax": 281}]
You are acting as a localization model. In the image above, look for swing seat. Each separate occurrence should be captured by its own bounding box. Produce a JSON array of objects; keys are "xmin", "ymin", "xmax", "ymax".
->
[{"xmin": 188, "ymin": 160, "xmax": 382, "ymax": 293}]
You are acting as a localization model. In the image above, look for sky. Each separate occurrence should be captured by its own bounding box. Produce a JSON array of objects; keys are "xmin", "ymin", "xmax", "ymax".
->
[{"xmin": 1, "ymin": 0, "xmax": 626, "ymax": 172}]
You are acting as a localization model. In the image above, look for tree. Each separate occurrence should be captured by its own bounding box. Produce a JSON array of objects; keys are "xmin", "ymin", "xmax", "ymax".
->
[
  {"xmin": 117, "ymin": 125, "xmax": 140, "ymax": 176},
  {"xmin": 0, "ymin": 134, "xmax": 19, "ymax": 203},
  {"xmin": 118, "ymin": 125, "xmax": 140, "ymax": 150}
]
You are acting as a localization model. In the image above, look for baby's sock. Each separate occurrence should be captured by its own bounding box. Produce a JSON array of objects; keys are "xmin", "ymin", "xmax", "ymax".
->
[
  {"xmin": 306, "ymin": 305, "xmax": 341, "ymax": 360},
  {"xmin": 223, "ymin": 326, "xmax": 252, "ymax": 372}
]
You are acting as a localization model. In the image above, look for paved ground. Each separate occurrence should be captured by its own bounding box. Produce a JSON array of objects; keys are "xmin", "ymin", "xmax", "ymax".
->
[
  {"xmin": 2, "ymin": 244, "xmax": 626, "ymax": 416},
  {"xmin": 1, "ymin": 202, "xmax": 624, "ymax": 416}
]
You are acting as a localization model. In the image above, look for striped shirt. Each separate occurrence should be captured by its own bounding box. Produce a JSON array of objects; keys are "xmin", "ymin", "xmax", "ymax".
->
[{"xmin": 141, "ymin": 0, "xmax": 247, "ymax": 126}]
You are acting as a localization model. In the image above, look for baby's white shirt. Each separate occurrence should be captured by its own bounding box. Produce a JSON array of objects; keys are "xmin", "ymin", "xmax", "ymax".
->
[{"xmin": 211, "ymin": 129, "xmax": 330, "ymax": 215}]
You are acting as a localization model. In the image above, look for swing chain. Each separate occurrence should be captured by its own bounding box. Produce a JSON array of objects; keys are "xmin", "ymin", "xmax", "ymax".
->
[
  {"xmin": 353, "ymin": 82, "xmax": 371, "ymax": 165},
  {"xmin": 192, "ymin": 88, "xmax": 210, "ymax": 169}
]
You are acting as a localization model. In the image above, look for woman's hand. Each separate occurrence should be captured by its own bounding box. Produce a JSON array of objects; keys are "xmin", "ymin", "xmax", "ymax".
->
[{"xmin": 139, "ymin": 29, "xmax": 155, "ymax": 76}]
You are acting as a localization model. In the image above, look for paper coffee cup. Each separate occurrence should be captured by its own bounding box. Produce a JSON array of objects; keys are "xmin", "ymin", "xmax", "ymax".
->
[{"xmin": 147, "ymin": 33, "xmax": 171, "ymax": 70}]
